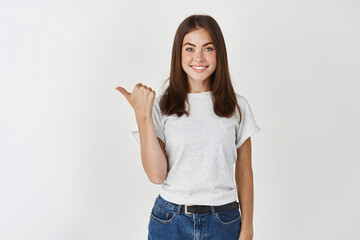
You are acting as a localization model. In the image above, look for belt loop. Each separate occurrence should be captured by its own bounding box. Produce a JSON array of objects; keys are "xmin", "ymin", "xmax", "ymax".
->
[
  {"xmin": 176, "ymin": 204, "xmax": 181, "ymax": 214},
  {"xmin": 210, "ymin": 206, "xmax": 216, "ymax": 215}
]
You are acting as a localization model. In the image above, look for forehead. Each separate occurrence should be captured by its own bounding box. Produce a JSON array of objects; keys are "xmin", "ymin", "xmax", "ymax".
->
[{"xmin": 183, "ymin": 28, "xmax": 213, "ymax": 44}]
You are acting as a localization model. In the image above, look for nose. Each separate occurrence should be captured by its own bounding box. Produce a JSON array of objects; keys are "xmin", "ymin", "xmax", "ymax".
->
[{"xmin": 193, "ymin": 50, "xmax": 205, "ymax": 62}]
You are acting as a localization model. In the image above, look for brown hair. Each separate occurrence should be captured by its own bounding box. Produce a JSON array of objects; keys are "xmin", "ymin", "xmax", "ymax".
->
[{"xmin": 159, "ymin": 14, "xmax": 242, "ymax": 124}]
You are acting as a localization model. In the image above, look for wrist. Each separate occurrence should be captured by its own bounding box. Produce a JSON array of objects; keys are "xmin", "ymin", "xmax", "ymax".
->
[
  {"xmin": 135, "ymin": 114, "xmax": 152, "ymax": 123},
  {"xmin": 240, "ymin": 228, "xmax": 254, "ymax": 237},
  {"xmin": 240, "ymin": 221, "xmax": 254, "ymax": 235}
]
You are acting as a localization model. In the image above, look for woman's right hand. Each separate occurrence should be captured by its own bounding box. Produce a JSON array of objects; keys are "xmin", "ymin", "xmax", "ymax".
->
[{"xmin": 115, "ymin": 83, "xmax": 156, "ymax": 119}]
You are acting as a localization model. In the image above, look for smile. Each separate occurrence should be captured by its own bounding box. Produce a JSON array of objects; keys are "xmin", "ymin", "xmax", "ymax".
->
[{"xmin": 191, "ymin": 65, "xmax": 208, "ymax": 73}]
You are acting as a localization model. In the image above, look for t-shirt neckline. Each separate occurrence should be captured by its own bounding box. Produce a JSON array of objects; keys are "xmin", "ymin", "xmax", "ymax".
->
[{"xmin": 187, "ymin": 90, "xmax": 211, "ymax": 96}]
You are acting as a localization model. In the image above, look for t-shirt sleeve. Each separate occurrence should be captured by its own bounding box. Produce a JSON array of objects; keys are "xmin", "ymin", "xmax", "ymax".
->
[
  {"xmin": 130, "ymin": 97, "xmax": 165, "ymax": 145},
  {"xmin": 235, "ymin": 96, "xmax": 261, "ymax": 149}
]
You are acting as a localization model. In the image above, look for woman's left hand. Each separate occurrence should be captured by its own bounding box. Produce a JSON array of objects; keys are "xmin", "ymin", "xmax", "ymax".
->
[{"xmin": 239, "ymin": 229, "xmax": 254, "ymax": 240}]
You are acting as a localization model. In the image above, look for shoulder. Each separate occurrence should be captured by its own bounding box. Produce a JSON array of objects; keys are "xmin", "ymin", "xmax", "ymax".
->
[
  {"xmin": 155, "ymin": 93, "xmax": 164, "ymax": 103},
  {"xmin": 153, "ymin": 94, "xmax": 164, "ymax": 115},
  {"xmin": 234, "ymin": 92, "xmax": 255, "ymax": 118},
  {"xmin": 235, "ymin": 92, "xmax": 247, "ymax": 106},
  {"xmin": 153, "ymin": 94, "xmax": 163, "ymax": 107}
]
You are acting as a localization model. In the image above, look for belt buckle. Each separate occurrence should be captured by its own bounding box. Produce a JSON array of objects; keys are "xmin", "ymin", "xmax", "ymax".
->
[{"xmin": 184, "ymin": 204, "xmax": 195, "ymax": 214}]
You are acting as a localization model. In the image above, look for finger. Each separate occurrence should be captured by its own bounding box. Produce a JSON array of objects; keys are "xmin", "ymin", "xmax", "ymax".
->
[
  {"xmin": 134, "ymin": 83, "xmax": 143, "ymax": 91},
  {"xmin": 115, "ymin": 86, "xmax": 131, "ymax": 100}
]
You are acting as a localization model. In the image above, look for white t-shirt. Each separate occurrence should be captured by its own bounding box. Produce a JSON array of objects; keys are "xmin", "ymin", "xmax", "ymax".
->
[{"xmin": 130, "ymin": 90, "xmax": 261, "ymax": 206}]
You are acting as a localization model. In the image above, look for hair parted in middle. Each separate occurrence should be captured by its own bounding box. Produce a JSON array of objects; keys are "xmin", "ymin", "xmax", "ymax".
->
[{"xmin": 159, "ymin": 14, "xmax": 243, "ymax": 124}]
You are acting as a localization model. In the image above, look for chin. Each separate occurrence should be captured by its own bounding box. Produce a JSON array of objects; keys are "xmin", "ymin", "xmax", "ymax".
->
[{"xmin": 192, "ymin": 77, "xmax": 210, "ymax": 81}]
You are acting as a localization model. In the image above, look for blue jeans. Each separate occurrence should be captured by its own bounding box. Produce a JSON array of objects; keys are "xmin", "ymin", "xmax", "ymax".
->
[{"xmin": 148, "ymin": 194, "xmax": 242, "ymax": 240}]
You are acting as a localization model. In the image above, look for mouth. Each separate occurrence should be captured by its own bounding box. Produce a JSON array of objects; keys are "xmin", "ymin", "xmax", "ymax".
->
[{"xmin": 191, "ymin": 65, "xmax": 209, "ymax": 73}]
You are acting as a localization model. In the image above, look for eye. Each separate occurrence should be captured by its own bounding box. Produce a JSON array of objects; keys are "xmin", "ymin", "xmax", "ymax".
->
[
  {"xmin": 205, "ymin": 47, "xmax": 214, "ymax": 51},
  {"xmin": 185, "ymin": 48, "xmax": 194, "ymax": 52}
]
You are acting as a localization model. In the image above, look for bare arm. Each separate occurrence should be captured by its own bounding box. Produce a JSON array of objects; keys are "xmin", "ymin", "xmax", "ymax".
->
[
  {"xmin": 136, "ymin": 115, "xmax": 168, "ymax": 184},
  {"xmin": 116, "ymin": 83, "xmax": 168, "ymax": 185},
  {"xmin": 235, "ymin": 137, "xmax": 254, "ymax": 239}
]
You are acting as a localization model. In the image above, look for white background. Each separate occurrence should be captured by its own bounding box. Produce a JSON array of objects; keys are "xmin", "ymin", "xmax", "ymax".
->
[{"xmin": 0, "ymin": 0, "xmax": 359, "ymax": 239}]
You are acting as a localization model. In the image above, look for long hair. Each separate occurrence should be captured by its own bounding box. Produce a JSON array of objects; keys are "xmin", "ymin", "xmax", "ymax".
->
[{"xmin": 159, "ymin": 14, "xmax": 242, "ymax": 124}]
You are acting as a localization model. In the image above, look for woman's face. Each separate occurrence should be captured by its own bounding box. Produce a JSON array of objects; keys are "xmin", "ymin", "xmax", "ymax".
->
[{"xmin": 181, "ymin": 28, "xmax": 217, "ymax": 91}]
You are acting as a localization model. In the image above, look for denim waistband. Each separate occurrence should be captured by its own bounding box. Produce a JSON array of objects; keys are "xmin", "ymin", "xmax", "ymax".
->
[{"xmin": 157, "ymin": 194, "xmax": 180, "ymax": 212}]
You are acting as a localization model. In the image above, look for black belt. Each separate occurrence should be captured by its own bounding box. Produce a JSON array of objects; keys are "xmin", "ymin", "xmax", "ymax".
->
[{"xmin": 168, "ymin": 200, "xmax": 239, "ymax": 214}]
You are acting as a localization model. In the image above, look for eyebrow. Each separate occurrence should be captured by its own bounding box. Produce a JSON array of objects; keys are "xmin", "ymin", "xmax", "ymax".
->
[{"xmin": 183, "ymin": 42, "xmax": 214, "ymax": 47}]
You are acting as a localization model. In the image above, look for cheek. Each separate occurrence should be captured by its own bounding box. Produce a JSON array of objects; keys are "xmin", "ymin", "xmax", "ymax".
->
[
  {"xmin": 181, "ymin": 54, "xmax": 191, "ymax": 70},
  {"xmin": 182, "ymin": 52, "xmax": 192, "ymax": 62},
  {"xmin": 207, "ymin": 52, "xmax": 217, "ymax": 64},
  {"xmin": 206, "ymin": 52, "xmax": 216, "ymax": 63}
]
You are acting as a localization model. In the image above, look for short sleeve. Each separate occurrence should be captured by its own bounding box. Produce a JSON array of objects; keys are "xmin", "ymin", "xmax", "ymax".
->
[
  {"xmin": 130, "ymin": 96, "xmax": 165, "ymax": 145},
  {"xmin": 235, "ymin": 96, "xmax": 261, "ymax": 149}
]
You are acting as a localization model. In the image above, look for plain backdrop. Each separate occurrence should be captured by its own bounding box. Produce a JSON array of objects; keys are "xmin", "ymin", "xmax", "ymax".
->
[{"xmin": 0, "ymin": 0, "xmax": 359, "ymax": 239}]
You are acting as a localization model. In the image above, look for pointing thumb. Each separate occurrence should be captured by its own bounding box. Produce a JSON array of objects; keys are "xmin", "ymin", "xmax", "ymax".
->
[{"xmin": 115, "ymin": 87, "xmax": 131, "ymax": 100}]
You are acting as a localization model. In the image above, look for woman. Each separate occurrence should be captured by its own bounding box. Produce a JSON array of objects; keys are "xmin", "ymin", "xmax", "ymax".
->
[{"xmin": 116, "ymin": 14, "xmax": 261, "ymax": 240}]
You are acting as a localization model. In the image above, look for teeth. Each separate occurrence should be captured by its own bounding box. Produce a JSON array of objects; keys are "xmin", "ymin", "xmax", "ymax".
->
[{"xmin": 192, "ymin": 66, "xmax": 206, "ymax": 70}]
